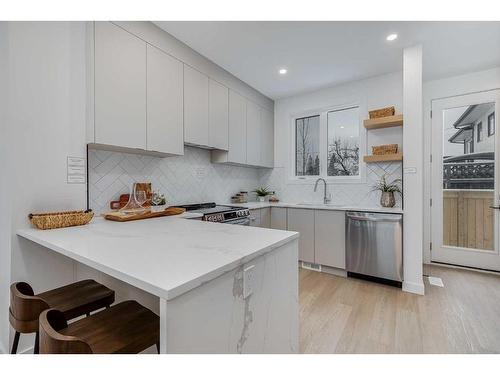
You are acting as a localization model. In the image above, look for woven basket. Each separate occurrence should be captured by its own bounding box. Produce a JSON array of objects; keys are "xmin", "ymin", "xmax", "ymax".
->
[
  {"xmin": 29, "ymin": 210, "xmax": 94, "ymax": 230},
  {"xmin": 369, "ymin": 106, "xmax": 395, "ymax": 119},
  {"xmin": 372, "ymin": 144, "xmax": 398, "ymax": 155}
]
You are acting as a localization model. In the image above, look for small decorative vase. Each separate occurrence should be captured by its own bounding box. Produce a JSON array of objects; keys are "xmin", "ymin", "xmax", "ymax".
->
[
  {"xmin": 257, "ymin": 196, "xmax": 265, "ymax": 202},
  {"xmin": 380, "ymin": 191, "xmax": 396, "ymax": 208}
]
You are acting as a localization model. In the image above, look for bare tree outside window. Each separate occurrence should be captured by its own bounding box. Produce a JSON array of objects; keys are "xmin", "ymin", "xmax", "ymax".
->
[
  {"xmin": 295, "ymin": 115, "xmax": 320, "ymax": 176},
  {"xmin": 327, "ymin": 107, "xmax": 360, "ymax": 176}
]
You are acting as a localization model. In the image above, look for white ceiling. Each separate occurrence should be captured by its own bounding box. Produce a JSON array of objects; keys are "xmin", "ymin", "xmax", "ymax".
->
[{"xmin": 154, "ymin": 21, "xmax": 500, "ymax": 100}]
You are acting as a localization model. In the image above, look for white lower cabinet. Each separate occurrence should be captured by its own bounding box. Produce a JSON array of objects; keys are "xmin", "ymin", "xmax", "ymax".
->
[
  {"xmin": 284, "ymin": 208, "xmax": 346, "ymax": 270},
  {"xmin": 270, "ymin": 207, "xmax": 287, "ymax": 230},
  {"xmin": 249, "ymin": 209, "xmax": 261, "ymax": 227},
  {"xmin": 314, "ymin": 210, "xmax": 346, "ymax": 269},
  {"xmin": 260, "ymin": 208, "xmax": 271, "ymax": 228},
  {"xmin": 287, "ymin": 208, "xmax": 315, "ymax": 263},
  {"xmin": 249, "ymin": 208, "xmax": 271, "ymax": 228}
]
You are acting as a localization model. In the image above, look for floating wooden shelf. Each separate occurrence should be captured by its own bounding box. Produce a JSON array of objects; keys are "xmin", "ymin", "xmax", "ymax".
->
[
  {"xmin": 363, "ymin": 114, "xmax": 403, "ymax": 130},
  {"xmin": 363, "ymin": 153, "xmax": 403, "ymax": 163}
]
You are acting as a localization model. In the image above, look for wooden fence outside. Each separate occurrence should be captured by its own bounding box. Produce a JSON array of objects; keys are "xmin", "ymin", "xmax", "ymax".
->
[{"xmin": 443, "ymin": 190, "xmax": 495, "ymax": 251}]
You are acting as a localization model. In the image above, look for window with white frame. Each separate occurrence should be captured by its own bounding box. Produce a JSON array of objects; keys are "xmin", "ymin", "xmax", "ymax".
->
[
  {"xmin": 295, "ymin": 115, "xmax": 320, "ymax": 176},
  {"xmin": 292, "ymin": 106, "xmax": 362, "ymax": 180},
  {"xmin": 327, "ymin": 107, "xmax": 360, "ymax": 176}
]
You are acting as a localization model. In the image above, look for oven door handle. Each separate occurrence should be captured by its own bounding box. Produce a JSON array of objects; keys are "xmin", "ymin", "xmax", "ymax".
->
[{"xmin": 223, "ymin": 217, "xmax": 251, "ymax": 225}]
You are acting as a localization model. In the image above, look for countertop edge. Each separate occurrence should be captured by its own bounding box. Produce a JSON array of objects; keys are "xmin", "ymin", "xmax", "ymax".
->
[
  {"xmin": 231, "ymin": 201, "xmax": 404, "ymax": 214},
  {"xmin": 17, "ymin": 228, "xmax": 171, "ymax": 300}
]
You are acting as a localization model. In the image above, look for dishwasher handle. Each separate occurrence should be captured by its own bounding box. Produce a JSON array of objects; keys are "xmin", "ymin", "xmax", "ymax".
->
[{"xmin": 346, "ymin": 212, "xmax": 402, "ymax": 222}]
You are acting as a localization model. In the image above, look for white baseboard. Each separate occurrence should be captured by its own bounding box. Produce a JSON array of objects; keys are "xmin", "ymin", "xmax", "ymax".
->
[
  {"xmin": 402, "ymin": 281, "xmax": 425, "ymax": 295},
  {"xmin": 321, "ymin": 265, "xmax": 347, "ymax": 277}
]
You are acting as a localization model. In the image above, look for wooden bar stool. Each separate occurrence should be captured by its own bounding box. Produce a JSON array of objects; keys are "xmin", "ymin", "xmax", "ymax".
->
[
  {"xmin": 9, "ymin": 280, "xmax": 115, "ymax": 354},
  {"xmin": 39, "ymin": 300, "xmax": 160, "ymax": 354}
]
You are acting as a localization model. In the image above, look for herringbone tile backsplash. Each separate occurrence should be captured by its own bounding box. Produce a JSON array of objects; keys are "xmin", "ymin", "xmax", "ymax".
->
[
  {"xmin": 259, "ymin": 163, "xmax": 402, "ymax": 208},
  {"xmin": 88, "ymin": 147, "xmax": 261, "ymax": 214},
  {"xmin": 88, "ymin": 148, "xmax": 402, "ymax": 214}
]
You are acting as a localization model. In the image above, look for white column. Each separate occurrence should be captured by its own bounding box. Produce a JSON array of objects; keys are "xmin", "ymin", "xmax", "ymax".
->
[{"xmin": 402, "ymin": 45, "xmax": 425, "ymax": 295}]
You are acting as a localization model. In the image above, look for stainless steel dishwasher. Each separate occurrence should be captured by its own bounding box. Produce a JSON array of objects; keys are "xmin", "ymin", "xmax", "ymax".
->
[{"xmin": 345, "ymin": 211, "xmax": 403, "ymax": 283}]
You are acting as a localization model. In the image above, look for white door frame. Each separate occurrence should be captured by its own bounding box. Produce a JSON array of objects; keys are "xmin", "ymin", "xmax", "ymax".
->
[{"xmin": 431, "ymin": 89, "xmax": 500, "ymax": 271}]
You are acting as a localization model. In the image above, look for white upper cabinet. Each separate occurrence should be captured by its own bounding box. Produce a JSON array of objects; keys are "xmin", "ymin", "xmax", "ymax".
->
[
  {"xmin": 246, "ymin": 99, "xmax": 261, "ymax": 166},
  {"xmin": 93, "ymin": 22, "xmax": 272, "ymax": 164},
  {"xmin": 184, "ymin": 65, "xmax": 209, "ymax": 147},
  {"xmin": 260, "ymin": 108, "xmax": 274, "ymax": 168},
  {"xmin": 146, "ymin": 44, "xmax": 184, "ymax": 156},
  {"xmin": 94, "ymin": 22, "xmax": 147, "ymax": 150},
  {"xmin": 208, "ymin": 79, "xmax": 229, "ymax": 150},
  {"xmin": 226, "ymin": 89, "xmax": 247, "ymax": 164}
]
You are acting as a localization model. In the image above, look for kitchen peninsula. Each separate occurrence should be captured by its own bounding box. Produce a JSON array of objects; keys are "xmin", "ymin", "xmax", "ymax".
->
[{"xmin": 17, "ymin": 216, "xmax": 299, "ymax": 354}]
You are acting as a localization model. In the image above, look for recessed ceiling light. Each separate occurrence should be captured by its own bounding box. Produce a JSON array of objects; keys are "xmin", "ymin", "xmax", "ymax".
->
[
  {"xmin": 279, "ymin": 68, "xmax": 287, "ymax": 75},
  {"xmin": 340, "ymin": 126, "xmax": 345, "ymax": 129},
  {"xmin": 386, "ymin": 33, "xmax": 398, "ymax": 41}
]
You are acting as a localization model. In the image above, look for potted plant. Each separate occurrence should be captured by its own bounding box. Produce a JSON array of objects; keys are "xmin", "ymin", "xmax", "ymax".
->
[
  {"xmin": 372, "ymin": 175, "xmax": 402, "ymax": 208},
  {"xmin": 253, "ymin": 187, "xmax": 272, "ymax": 202},
  {"xmin": 151, "ymin": 191, "xmax": 167, "ymax": 211}
]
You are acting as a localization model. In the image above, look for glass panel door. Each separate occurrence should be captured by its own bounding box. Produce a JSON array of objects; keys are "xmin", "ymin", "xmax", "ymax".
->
[
  {"xmin": 431, "ymin": 90, "xmax": 500, "ymax": 271},
  {"xmin": 442, "ymin": 103, "xmax": 495, "ymax": 251}
]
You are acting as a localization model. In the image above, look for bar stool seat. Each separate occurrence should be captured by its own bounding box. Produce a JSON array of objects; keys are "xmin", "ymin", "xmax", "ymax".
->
[
  {"xmin": 37, "ymin": 280, "xmax": 114, "ymax": 320},
  {"xmin": 9, "ymin": 280, "xmax": 115, "ymax": 354},
  {"xmin": 40, "ymin": 300, "xmax": 160, "ymax": 354}
]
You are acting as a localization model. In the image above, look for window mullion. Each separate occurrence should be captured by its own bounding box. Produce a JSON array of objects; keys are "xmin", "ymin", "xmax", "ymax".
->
[{"xmin": 319, "ymin": 112, "xmax": 328, "ymax": 178}]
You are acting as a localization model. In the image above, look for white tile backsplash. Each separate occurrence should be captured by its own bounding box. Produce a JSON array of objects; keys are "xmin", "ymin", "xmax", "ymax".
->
[
  {"xmin": 88, "ymin": 147, "xmax": 261, "ymax": 214},
  {"xmin": 258, "ymin": 162, "xmax": 402, "ymax": 208},
  {"xmin": 88, "ymin": 147, "xmax": 402, "ymax": 214}
]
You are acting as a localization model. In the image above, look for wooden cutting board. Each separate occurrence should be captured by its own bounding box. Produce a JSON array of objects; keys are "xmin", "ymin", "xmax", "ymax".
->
[{"xmin": 104, "ymin": 207, "xmax": 186, "ymax": 222}]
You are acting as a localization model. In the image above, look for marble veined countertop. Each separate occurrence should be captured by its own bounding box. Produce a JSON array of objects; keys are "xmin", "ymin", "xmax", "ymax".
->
[{"xmin": 17, "ymin": 215, "xmax": 298, "ymax": 300}]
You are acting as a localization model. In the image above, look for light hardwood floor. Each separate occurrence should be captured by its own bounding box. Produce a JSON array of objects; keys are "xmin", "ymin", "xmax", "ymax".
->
[{"xmin": 299, "ymin": 265, "xmax": 500, "ymax": 353}]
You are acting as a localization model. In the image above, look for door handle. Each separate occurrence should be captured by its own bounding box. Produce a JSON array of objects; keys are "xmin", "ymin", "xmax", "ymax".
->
[{"xmin": 490, "ymin": 206, "xmax": 500, "ymax": 210}]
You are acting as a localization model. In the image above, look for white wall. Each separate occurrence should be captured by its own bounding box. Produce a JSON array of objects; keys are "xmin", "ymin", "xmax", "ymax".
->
[
  {"xmin": 423, "ymin": 67, "xmax": 500, "ymax": 263},
  {"xmin": 5, "ymin": 22, "xmax": 88, "ymax": 353},
  {"xmin": 402, "ymin": 45, "xmax": 424, "ymax": 295},
  {"xmin": 261, "ymin": 71, "xmax": 403, "ymax": 207},
  {"xmin": 0, "ymin": 21, "xmax": 12, "ymax": 354}
]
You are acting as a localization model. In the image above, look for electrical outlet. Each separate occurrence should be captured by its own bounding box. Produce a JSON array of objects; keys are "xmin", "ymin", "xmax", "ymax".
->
[{"xmin": 243, "ymin": 265, "xmax": 255, "ymax": 299}]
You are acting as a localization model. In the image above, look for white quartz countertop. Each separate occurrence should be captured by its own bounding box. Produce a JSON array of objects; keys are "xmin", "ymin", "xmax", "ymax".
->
[
  {"xmin": 230, "ymin": 201, "xmax": 404, "ymax": 214},
  {"xmin": 17, "ymin": 216, "xmax": 298, "ymax": 301}
]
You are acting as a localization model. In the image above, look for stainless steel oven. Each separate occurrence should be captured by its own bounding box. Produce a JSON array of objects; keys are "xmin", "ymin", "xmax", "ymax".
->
[{"xmin": 178, "ymin": 203, "xmax": 251, "ymax": 225}]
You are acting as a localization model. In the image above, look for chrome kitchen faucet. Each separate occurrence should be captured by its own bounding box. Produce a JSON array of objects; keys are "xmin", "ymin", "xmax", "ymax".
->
[{"xmin": 314, "ymin": 178, "xmax": 331, "ymax": 204}]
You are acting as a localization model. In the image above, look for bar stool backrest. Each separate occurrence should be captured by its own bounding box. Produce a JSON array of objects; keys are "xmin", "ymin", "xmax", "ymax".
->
[
  {"xmin": 9, "ymin": 282, "xmax": 50, "ymax": 333},
  {"xmin": 39, "ymin": 309, "xmax": 92, "ymax": 354}
]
